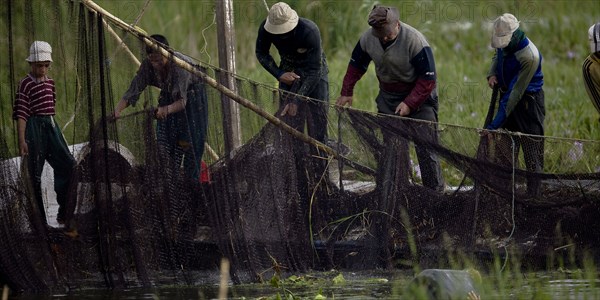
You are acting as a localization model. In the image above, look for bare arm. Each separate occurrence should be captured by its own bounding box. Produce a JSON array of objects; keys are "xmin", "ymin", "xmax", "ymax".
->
[
  {"xmin": 113, "ymin": 98, "xmax": 130, "ymax": 119},
  {"xmin": 155, "ymin": 99, "xmax": 185, "ymax": 120},
  {"xmin": 17, "ymin": 118, "xmax": 28, "ymax": 156}
]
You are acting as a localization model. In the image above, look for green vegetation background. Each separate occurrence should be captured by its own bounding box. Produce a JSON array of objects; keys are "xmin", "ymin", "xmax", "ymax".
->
[
  {"xmin": 1, "ymin": 0, "xmax": 599, "ymax": 154},
  {"xmin": 92, "ymin": 0, "xmax": 598, "ymax": 138},
  {"xmin": 2, "ymin": 2, "xmax": 600, "ymax": 297}
]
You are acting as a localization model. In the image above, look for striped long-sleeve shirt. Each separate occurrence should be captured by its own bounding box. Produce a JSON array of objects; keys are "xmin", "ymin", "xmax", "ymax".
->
[
  {"xmin": 583, "ymin": 52, "xmax": 600, "ymax": 115},
  {"xmin": 12, "ymin": 74, "xmax": 56, "ymax": 121}
]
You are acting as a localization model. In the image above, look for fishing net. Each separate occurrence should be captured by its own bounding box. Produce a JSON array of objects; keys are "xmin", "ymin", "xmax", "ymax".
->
[{"xmin": 1, "ymin": 0, "xmax": 599, "ymax": 293}]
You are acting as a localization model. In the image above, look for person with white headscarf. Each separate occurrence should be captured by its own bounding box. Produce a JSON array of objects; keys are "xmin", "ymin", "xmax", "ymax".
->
[{"xmin": 485, "ymin": 13, "xmax": 545, "ymax": 198}]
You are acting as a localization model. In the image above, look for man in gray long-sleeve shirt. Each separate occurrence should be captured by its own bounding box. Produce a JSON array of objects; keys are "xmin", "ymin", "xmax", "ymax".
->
[{"xmin": 336, "ymin": 5, "xmax": 444, "ymax": 192}]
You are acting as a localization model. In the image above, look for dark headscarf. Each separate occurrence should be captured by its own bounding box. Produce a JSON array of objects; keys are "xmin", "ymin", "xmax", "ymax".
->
[{"xmin": 503, "ymin": 28, "xmax": 526, "ymax": 55}]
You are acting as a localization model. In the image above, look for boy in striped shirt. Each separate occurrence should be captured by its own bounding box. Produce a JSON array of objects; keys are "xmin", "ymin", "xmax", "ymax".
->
[{"xmin": 13, "ymin": 41, "xmax": 76, "ymax": 226}]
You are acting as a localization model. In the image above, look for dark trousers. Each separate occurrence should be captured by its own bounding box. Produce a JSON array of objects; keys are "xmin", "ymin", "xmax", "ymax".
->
[
  {"xmin": 157, "ymin": 83, "xmax": 208, "ymax": 181},
  {"xmin": 376, "ymin": 90, "xmax": 444, "ymax": 191},
  {"xmin": 279, "ymin": 77, "xmax": 330, "ymax": 181},
  {"xmin": 25, "ymin": 116, "xmax": 76, "ymax": 224},
  {"xmin": 494, "ymin": 90, "xmax": 545, "ymax": 196},
  {"xmin": 277, "ymin": 76, "xmax": 330, "ymax": 232},
  {"xmin": 278, "ymin": 77, "xmax": 329, "ymax": 144}
]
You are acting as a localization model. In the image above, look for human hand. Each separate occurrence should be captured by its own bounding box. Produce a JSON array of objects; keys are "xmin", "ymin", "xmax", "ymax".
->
[
  {"xmin": 109, "ymin": 110, "xmax": 121, "ymax": 122},
  {"xmin": 487, "ymin": 76, "xmax": 498, "ymax": 89},
  {"xmin": 280, "ymin": 103, "xmax": 298, "ymax": 117},
  {"xmin": 478, "ymin": 128, "xmax": 488, "ymax": 137},
  {"xmin": 467, "ymin": 290, "xmax": 480, "ymax": 300},
  {"xmin": 19, "ymin": 140, "xmax": 29, "ymax": 156},
  {"xmin": 395, "ymin": 102, "xmax": 411, "ymax": 116},
  {"xmin": 336, "ymin": 96, "xmax": 353, "ymax": 107},
  {"xmin": 155, "ymin": 106, "xmax": 169, "ymax": 120},
  {"xmin": 279, "ymin": 72, "xmax": 300, "ymax": 86}
]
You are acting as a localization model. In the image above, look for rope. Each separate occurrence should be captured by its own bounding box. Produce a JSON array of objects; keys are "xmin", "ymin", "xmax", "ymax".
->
[
  {"xmin": 132, "ymin": 0, "xmax": 151, "ymax": 26},
  {"xmin": 63, "ymin": 0, "xmax": 149, "ymax": 133},
  {"xmin": 7, "ymin": 0, "xmax": 17, "ymax": 155},
  {"xmin": 82, "ymin": 0, "xmax": 374, "ymax": 175},
  {"xmin": 501, "ymin": 135, "xmax": 517, "ymax": 273},
  {"xmin": 199, "ymin": 7, "xmax": 216, "ymax": 64},
  {"xmin": 470, "ymin": 85, "xmax": 498, "ymax": 241}
]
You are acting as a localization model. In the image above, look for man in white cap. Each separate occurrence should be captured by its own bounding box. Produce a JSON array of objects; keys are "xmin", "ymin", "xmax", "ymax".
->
[
  {"xmin": 485, "ymin": 13, "xmax": 545, "ymax": 197},
  {"xmin": 583, "ymin": 22, "xmax": 600, "ymax": 120},
  {"xmin": 255, "ymin": 2, "xmax": 330, "ymax": 190},
  {"xmin": 13, "ymin": 41, "xmax": 76, "ymax": 226}
]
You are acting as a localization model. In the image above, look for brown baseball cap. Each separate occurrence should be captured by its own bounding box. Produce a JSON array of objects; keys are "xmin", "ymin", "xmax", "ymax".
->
[{"xmin": 368, "ymin": 5, "xmax": 399, "ymax": 37}]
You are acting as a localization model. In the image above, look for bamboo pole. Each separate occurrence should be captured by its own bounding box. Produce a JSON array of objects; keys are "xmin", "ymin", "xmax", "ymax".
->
[
  {"xmin": 2, "ymin": 285, "xmax": 8, "ymax": 300},
  {"xmin": 95, "ymin": 4, "xmax": 220, "ymax": 161},
  {"xmin": 215, "ymin": 0, "xmax": 242, "ymax": 154},
  {"xmin": 103, "ymin": 20, "xmax": 140, "ymax": 66},
  {"xmin": 218, "ymin": 258, "xmax": 230, "ymax": 300},
  {"xmin": 80, "ymin": 0, "xmax": 375, "ymax": 176}
]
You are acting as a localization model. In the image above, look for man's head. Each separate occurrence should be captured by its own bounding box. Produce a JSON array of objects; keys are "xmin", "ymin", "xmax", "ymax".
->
[
  {"xmin": 146, "ymin": 34, "xmax": 170, "ymax": 70},
  {"xmin": 146, "ymin": 34, "xmax": 169, "ymax": 54},
  {"xmin": 491, "ymin": 13, "xmax": 520, "ymax": 49},
  {"xmin": 588, "ymin": 22, "xmax": 600, "ymax": 54},
  {"xmin": 368, "ymin": 5, "xmax": 400, "ymax": 43},
  {"xmin": 264, "ymin": 2, "xmax": 299, "ymax": 35}
]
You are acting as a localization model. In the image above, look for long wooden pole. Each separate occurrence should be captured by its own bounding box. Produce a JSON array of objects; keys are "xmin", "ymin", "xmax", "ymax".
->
[
  {"xmin": 80, "ymin": 0, "xmax": 375, "ymax": 176},
  {"xmin": 215, "ymin": 0, "xmax": 242, "ymax": 154},
  {"xmin": 96, "ymin": 2, "xmax": 220, "ymax": 161},
  {"xmin": 103, "ymin": 20, "xmax": 140, "ymax": 66}
]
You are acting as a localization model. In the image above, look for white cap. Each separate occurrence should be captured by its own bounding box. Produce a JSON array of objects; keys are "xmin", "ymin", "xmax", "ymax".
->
[
  {"xmin": 26, "ymin": 41, "xmax": 53, "ymax": 62},
  {"xmin": 491, "ymin": 13, "xmax": 520, "ymax": 49},
  {"xmin": 589, "ymin": 23, "xmax": 600, "ymax": 54},
  {"xmin": 264, "ymin": 2, "xmax": 299, "ymax": 35}
]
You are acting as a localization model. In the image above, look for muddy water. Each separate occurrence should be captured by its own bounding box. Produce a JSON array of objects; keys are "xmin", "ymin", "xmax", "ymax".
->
[{"xmin": 5, "ymin": 270, "xmax": 600, "ymax": 299}]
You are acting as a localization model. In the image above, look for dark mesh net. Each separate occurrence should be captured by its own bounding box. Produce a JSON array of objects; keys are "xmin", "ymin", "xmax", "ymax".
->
[{"xmin": 1, "ymin": 0, "xmax": 600, "ymax": 293}]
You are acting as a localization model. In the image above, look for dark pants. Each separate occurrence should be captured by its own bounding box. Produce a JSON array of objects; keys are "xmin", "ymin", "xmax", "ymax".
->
[
  {"xmin": 376, "ymin": 90, "xmax": 444, "ymax": 191},
  {"xmin": 25, "ymin": 116, "xmax": 76, "ymax": 224},
  {"xmin": 494, "ymin": 89, "xmax": 545, "ymax": 196},
  {"xmin": 157, "ymin": 83, "xmax": 208, "ymax": 181},
  {"xmin": 279, "ymin": 77, "xmax": 329, "ymax": 144},
  {"xmin": 279, "ymin": 77, "xmax": 330, "ymax": 181}
]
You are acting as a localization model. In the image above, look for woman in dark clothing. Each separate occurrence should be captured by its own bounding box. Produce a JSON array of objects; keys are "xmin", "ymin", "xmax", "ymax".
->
[{"xmin": 114, "ymin": 34, "xmax": 208, "ymax": 181}]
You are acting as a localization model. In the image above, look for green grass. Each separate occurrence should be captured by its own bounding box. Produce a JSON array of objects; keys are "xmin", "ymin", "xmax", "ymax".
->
[
  {"xmin": 3, "ymin": 1, "xmax": 599, "ymax": 130},
  {"xmin": 1, "ymin": 0, "xmax": 599, "ymax": 153},
  {"xmin": 1, "ymin": 2, "xmax": 600, "ymax": 298},
  {"xmin": 100, "ymin": 0, "xmax": 599, "ymax": 139}
]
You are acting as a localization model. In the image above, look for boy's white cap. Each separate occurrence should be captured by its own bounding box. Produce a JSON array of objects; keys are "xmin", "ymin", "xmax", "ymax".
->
[
  {"xmin": 589, "ymin": 23, "xmax": 600, "ymax": 53},
  {"xmin": 491, "ymin": 13, "xmax": 520, "ymax": 49},
  {"xmin": 26, "ymin": 41, "xmax": 53, "ymax": 62},
  {"xmin": 264, "ymin": 2, "xmax": 299, "ymax": 34}
]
